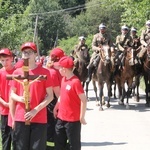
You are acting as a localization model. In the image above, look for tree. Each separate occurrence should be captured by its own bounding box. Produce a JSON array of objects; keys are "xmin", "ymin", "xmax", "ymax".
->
[
  {"xmin": 28, "ymin": 0, "xmax": 68, "ymax": 55},
  {"xmin": 121, "ymin": 0, "xmax": 150, "ymax": 33}
]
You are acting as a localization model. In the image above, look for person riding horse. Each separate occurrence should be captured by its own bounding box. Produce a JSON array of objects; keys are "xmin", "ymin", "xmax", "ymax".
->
[
  {"xmin": 130, "ymin": 27, "xmax": 141, "ymax": 50},
  {"xmin": 74, "ymin": 36, "xmax": 89, "ymax": 66},
  {"xmin": 86, "ymin": 23, "xmax": 114, "ymax": 83},
  {"xmin": 115, "ymin": 25, "xmax": 133, "ymax": 69},
  {"xmin": 138, "ymin": 20, "xmax": 150, "ymax": 60}
]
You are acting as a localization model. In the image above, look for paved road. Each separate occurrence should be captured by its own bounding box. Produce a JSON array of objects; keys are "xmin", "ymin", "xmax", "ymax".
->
[{"xmin": 81, "ymin": 82, "xmax": 150, "ymax": 150}]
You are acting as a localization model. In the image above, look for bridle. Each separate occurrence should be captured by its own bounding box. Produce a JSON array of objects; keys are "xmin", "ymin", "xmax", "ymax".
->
[{"xmin": 99, "ymin": 45, "xmax": 111, "ymax": 63}]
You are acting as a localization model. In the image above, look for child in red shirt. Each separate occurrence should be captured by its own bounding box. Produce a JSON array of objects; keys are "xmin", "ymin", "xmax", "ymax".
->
[
  {"xmin": 9, "ymin": 42, "xmax": 54, "ymax": 150},
  {"xmin": 46, "ymin": 47, "xmax": 64, "ymax": 150},
  {"xmin": 0, "ymin": 48, "xmax": 15, "ymax": 150},
  {"xmin": 53, "ymin": 56, "xmax": 87, "ymax": 150}
]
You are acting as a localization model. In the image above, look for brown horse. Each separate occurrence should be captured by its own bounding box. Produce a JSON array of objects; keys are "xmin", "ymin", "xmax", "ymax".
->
[
  {"xmin": 143, "ymin": 43, "xmax": 150, "ymax": 107},
  {"xmin": 115, "ymin": 47, "xmax": 138, "ymax": 109},
  {"xmin": 92, "ymin": 44, "xmax": 114, "ymax": 110}
]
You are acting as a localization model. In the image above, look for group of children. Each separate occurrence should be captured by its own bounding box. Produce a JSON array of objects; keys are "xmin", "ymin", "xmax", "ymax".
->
[{"xmin": 0, "ymin": 42, "xmax": 87, "ymax": 150}]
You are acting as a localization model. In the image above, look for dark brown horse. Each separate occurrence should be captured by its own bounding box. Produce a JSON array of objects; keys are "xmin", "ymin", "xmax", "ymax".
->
[
  {"xmin": 73, "ymin": 47, "xmax": 90, "ymax": 97},
  {"xmin": 131, "ymin": 47, "xmax": 143, "ymax": 102},
  {"xmin": 115, "ymin": 47, "xmax": 138, "ymax": 109},
  {"xmin": 143, "ymin": 43, "xmax": 150, "ymax": 107},
  {"xmin": 92, "ymin": 44, "xmax": 113, "ymax": 110}
]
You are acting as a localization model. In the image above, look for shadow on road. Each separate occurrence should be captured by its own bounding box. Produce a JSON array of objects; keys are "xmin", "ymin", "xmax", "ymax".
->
[
  {"xmin": 81, "ymin": 141, "xmax": 127, "ymax": 147},
  {"xmin": 87, "ymin": 95, "xmax": 150, "ymax": 112}
]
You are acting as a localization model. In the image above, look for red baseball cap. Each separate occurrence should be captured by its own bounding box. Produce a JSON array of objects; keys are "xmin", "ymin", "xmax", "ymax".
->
[
  {"xmin": 21, "ymin": 42, "xmax": 37, "ymax": 52},
  {"xmin": 0, "ymin": 48, "xmax": 13, "ymax": 56},
  {"xmin": 55, "ymin": 56, "xmax": 74, "ymax": 68},
  {"xmin": 50, "ymin": 48, "xmax": 65, "ymax": 59}
]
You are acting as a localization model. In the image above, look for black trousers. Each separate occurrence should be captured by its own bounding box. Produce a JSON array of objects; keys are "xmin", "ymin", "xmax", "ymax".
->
[
  {"xmin": 14, "ymin": 121, "xmax": 47, "ymax": 150},
  {"xmin": 55, "ymin": 118, "xmax": 81, "ymax": 150},
  {"xmin": 46, "ymin": 111, "xmax": 56, "ymax": 150},
  {"xmin": 1, "ymin": 115, "xmax": 12, "ymax": 150}
]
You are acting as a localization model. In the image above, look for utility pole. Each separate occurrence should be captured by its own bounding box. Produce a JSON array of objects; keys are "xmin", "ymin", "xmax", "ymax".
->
[
  {"xmin": 33, "ymin": 15, "xmax": 40, "ymax": 60},
  {"xmin": 54, "ymin": 29, "xmax": 58, "ymax": 48}
]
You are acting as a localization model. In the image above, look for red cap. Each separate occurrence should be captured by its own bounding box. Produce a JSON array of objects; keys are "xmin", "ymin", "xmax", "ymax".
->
[
  {"xmin": 0, "ymin": 48, "xmax": 13, "ymax": 56},
  {"xmin": 55, "ymin": 56, "xmax": 74, "ymax": 68},
  {"xmin": 21, "ymin": 42, "xmax": 37, "ymax": 52},
  {"xmin": 50, "ymin": 48, "xmax": 65, "ymax": 59}
]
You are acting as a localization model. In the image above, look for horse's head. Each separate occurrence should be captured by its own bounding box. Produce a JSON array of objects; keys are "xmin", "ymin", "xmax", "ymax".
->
[
  {"xmin": 100, "ymin": 44, "xmax": 111, "ymax": 64},
  {"xmin": 124, "ymin": 46, "xmax": 134, "ymax": 65}
]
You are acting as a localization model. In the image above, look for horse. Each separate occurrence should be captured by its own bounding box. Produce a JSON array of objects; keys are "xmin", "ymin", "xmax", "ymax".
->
[
  {"xmin": 73, "ymin": 47, "xmax": 90, "ymax": 97},
  {"xmin": 131, "ymin": 46, "xmax": 143, "ymax": 102},
  {"xmin": 114, "ymin": 47, "xmax": 138, "ymax": 109},
  {"xmin": 92, "ymin": 44, "xmax": 114, "ymax": 111},
  {"xmin": 143, "ymin": 43, "xmax": 150, "ymax": 107}
]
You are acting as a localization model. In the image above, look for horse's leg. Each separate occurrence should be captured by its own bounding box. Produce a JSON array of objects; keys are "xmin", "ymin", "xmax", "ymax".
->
[
  {"xmin": 106, "ymin": 82, "xmax": 111, "ymax": 108},
  {"xmin": 132, "ymin": 77, "xmax": 136, "ymax": 101},
  {"xmin": 113, "ymin": 81, "xmax": 117, "ymax": 99},
  {"xmin": 85, "ymin": 81, "xmax": 90, "ymax": 101},
  {"xmin": 92, "ymin": 80, "xmax": 99, "ymax": 106},
  {"xmin": 119, "ymin": 82, "xmax": 126, "ymax": 105},
  {"xmin": 98, "ymin": 82, "xmax": 104, "ymax": 111},
  {"xmin": 126, "ymin": 80, "xmax": 133, "ymax": 109},
  {"xmin": 144, "ymin": 76, "xmax": 150, "ymax": 107},
  {"xmin": 132, "ymin": 75, "xmax": 140, "ymax": 102},
  {"xmin": 135, "ymin": 76, "xmax": 140, "ymax": 102},
  {"xmin": 116, "ymin": 78, "xmax": 123, "ymax": 104}
]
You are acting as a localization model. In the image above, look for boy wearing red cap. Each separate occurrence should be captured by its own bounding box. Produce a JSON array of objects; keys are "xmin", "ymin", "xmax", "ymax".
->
[
  {"xmin": 0, "ymin": 48, "xmax": 15, "ymax": 150},
  {"xmin": 9, "ymin": 42, "xmax": 54, "ymax": 150},
  {"xmin": 53, "ymin": 56, "xmax": 87, "ymax": 150},
  {"xmin": 46, "ymin": 47, "xmax": 64, "ymax": 150}
]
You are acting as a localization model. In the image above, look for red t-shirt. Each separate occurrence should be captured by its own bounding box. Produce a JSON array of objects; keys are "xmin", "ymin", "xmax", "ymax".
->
[
  {"xmin": 57, "ymin": 75, "xmax": 84, "ymax": 122},
  {"xmin": 10, "ymin": 65, "xmax": 53, "ymax": 123},
  {"xmin": 48, "ymin": 66, "xmax": 62, "ymax": 87},
  {"xmin": 0, "ymin": 67, "xmax": 15, "ymax": 115}
]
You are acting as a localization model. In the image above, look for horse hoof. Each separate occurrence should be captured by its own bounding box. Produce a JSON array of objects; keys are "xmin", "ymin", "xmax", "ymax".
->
[
  {"xmin": 135, "ymin": 96, "xmax": 139, "ymax": 102},
  {"xmin": 87, "ymin": 98, "xmax": 90, "ymax": 101},
  {"xmin": 96, "ymin": 103, "xmax": 100, "ymax": 106},
  {"xmin": 118, "ymin": 101, "xmax": 124, "ymax": 105},
  {"xmin": 102, "ymin": 101, "xmax": 105, "ymax": 105},
  {"xmin": 133, "ymin": 96, "xmax": 139, "ymax": 102},
  {"xmin": 126, "ymin": 104, "xmax": 130, "ymax": 109},
  {"xmin": 106, "ymin": 103, "xmax": 110, "ymax": 108},
  {"xmin": 145, "ymin": 103, "xmax": 150, "ymax": 107},
  {"xmin": 99, "ymin": 107, "xmax": 103, "ymax": 111}
]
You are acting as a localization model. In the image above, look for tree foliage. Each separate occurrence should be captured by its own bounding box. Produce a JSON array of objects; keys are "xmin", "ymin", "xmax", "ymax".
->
[{"xmin": 0, "ymin": 0, "xmax": 149, "ymax": 55}]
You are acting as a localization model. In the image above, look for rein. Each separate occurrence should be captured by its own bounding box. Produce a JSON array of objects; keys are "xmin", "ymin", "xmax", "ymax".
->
[{"xmin": 99, "ymin": 50, "xmax": 105, "ymax": 62}]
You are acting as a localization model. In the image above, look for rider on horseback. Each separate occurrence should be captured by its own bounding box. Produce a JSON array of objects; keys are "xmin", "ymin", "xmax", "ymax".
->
[
  {"xmin": 74, "ymin": 36, "xmax": 88, "ymax": 56},
  {"xmin": 86, "ymin": 23, "xmax": 114, "ymax": 83},
  {"xmin": 138, "ymin": 20, "xmax": 150, "ymax": 60},
  {"xmin": 115, "ymin": 25, "xmax": 133, "ymax": 69},
  {"xmin": 130, "ymin": 27, "xmax": 141, "ymax": 50}
]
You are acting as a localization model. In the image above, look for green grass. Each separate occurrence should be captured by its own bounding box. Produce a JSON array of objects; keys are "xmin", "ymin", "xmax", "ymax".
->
[{"xmin": 139, "ymin": 77, "xmax": 145, "ymax": 91}]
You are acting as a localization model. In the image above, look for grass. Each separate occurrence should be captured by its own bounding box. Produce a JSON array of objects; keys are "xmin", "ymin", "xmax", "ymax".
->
[{"xmin": 139, "ymin": 77, "xmax": 145, "ymax": 91}]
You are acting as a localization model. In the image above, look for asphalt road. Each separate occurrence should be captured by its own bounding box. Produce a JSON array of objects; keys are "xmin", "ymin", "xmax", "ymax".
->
[{"xmin": 81, "ymin": 82, "xmax": 150, "ymax": 150}]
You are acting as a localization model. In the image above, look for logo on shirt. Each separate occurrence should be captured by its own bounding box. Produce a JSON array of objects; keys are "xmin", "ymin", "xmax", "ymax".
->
[{"xmin": 66, "ymin": 84, "xmax": 71, "ymax": 90}]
